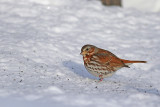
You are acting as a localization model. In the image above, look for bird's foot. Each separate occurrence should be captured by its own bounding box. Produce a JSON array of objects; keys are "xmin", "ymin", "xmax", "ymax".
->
[
  {"xmin": 99, "ymin": 78, "xmax": 103, "ymax": 82},
  {"xmin": 98, "ymin": 75, "xmax": 103, "ymax": 82}
]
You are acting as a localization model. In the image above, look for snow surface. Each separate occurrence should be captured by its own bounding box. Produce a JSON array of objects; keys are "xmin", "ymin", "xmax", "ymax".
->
[
  {"xmin": 0, "ymin": 0, "xmax": 160, "ymax": 107},
  {"xmin": 123, "ymin": 0, "xmax": 160, "ymax": 12}
]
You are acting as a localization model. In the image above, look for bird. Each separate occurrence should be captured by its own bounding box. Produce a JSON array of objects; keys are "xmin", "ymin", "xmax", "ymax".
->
[{"xmin": 80, "ymin": 44, "xmax": 147, "ymax": 81}]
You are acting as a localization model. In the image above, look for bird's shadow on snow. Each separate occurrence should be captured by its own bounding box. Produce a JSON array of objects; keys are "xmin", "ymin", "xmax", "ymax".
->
[{"xmin": 62, "ymin": 60, "xmax": 97, "ymax": 80}]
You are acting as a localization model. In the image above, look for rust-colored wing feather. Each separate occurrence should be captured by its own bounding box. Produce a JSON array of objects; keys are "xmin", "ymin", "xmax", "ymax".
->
[{"xmin": 93, "ymin": 49, "xmax": 128, "ymax": 71}]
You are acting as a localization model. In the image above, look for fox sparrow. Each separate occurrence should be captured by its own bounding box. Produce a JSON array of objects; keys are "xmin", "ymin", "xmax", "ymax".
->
[{"xmin": 80, "ymin": 44, "xmax": 147, "ymax": 81}]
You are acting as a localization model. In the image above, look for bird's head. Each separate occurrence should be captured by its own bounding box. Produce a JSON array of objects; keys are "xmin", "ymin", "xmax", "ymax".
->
[{"xmin": 80, "ymin": 44, "xmax": 98, "ymax": 56}]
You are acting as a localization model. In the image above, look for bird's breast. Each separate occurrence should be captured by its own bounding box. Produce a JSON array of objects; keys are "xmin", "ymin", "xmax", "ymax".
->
[{"xmin": 83, "ymin": 55, "xmax": 91, "ymax": 63}]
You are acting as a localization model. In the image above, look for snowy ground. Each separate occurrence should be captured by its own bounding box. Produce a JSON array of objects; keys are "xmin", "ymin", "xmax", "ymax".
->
[
  {"xmin": 123, "ymin": 0, "xmax": 160, "ymax": 12},
  {"xmin": 0, "ymin": 0, "xmax": 160, "ymax": 107}
]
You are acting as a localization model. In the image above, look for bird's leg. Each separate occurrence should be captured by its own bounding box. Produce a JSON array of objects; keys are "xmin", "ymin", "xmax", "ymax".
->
[
  {"xmin": 99, "ymin": 78, "xmax": 103, "ymax": 82},
  {"xmin": 99, "ymin": 75, "xmax": 103, "ymax": 82}
]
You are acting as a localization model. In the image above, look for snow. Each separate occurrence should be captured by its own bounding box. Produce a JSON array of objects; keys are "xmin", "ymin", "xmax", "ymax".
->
[
  {"xmin": 0, "ymin": 0, "xmax": 160, "ymax": 107},
  {"xmin": 123, "ymin": 0, "xmax": 160, "ymax": 12}
]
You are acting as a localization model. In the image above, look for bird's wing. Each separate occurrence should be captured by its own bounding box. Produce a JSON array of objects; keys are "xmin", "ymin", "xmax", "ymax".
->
[{"xmin": 93, "ymin": 50, "xmax": 128, "ymax": 71}]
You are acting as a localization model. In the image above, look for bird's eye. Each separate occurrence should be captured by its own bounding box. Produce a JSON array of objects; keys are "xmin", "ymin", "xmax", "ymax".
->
[{"xmin": 86, "ymin": 48, "xmax": 89, "ymax": 51}]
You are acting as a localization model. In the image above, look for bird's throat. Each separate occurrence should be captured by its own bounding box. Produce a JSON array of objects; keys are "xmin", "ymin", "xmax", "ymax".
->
[{"xmin": 83, "ymin": 55, "xmax": 91, "ymax": 63}]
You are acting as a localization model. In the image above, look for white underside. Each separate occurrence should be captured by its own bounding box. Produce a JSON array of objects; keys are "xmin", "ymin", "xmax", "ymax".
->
[
  {"xmin": 85, "ymin": 64, "xmax": 115, "ymax": 78},
  {"xmin": 85, "ymin": 63, "xmax": 133, "ymax": 78}
]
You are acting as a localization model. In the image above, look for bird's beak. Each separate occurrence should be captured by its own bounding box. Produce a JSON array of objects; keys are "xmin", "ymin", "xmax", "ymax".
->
[{"xmin": 80, "ymin": 51, "xmax": 86, "ymax": 55}]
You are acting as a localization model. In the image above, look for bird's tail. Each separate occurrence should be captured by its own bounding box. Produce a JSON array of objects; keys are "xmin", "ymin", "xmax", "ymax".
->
[{"xmin": 121, "ymin": 59, "xmax": 147, "ymax": 64}]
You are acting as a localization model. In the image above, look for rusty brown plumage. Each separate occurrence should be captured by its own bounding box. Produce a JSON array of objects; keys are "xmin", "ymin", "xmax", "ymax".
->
[{"xmin": 80, "ymin": 44, "xmax": 147, "ymax": 81}]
